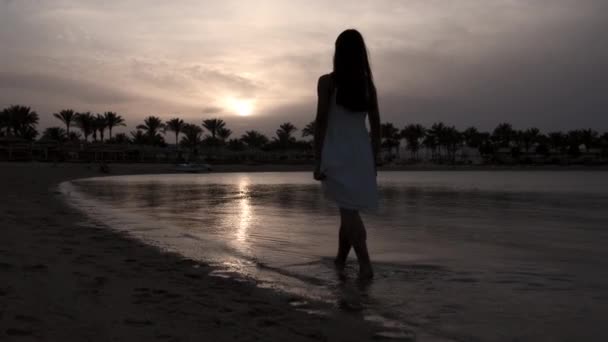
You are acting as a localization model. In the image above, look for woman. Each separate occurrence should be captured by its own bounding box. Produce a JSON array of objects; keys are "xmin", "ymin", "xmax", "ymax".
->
[{"xmin": 314, "ymin": 29, "xmax": 381, "ymax": 279}]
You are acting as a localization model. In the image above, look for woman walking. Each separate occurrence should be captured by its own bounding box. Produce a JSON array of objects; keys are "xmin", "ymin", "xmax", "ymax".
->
[{"xmin": 314, "ymin": 29, "xmax": 381, "ymax": 279}]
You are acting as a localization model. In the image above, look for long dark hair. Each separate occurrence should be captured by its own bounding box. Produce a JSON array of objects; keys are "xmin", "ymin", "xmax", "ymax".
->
[{"xmin": 333, "ymin": 29, "xmax": 375, "ymax": 112}]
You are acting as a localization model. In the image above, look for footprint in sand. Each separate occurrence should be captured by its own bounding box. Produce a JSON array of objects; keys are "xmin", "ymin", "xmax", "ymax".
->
[
  {"xmin": 257, "ymin": 318, "xmax": 278, "ymax": 327},
  {"xmin": 155, "ymin": 333, "xmax": 175, "ymax": 340},
  {"xmin": 123, "ymin": 318, "xmax": 154, "ymax": 326},
  {"xmin": 94, "ymin": 276, "xmax": 107, "ymax": 285},
  {"xmin": 0, "ymin": 262, "xmax": 13, "ymax": 271},
  {"xmin": 132, "ymin": 287, "xmax": 173, "ymax": 305},
  {"xmin": 60, "ymin": 247, "xmax": 74, "ymax": 255},
  {"xmin": 184, "ymin": 272, "xmax": 202, "ymax": 279},
  {"xmin": 5, "ymin": 328, "xmax": 34, "ymax": 336},
  {"xmin": 22, "ymin": 264, "xmax": 48, "ymax": 271},
  {"xmin": 14, "ymin": 314, "xmax": 42, "ymax": 324},
  {"xmin": 132, "ymin": 287, "xmax": 153, "ymax": 304},
  {"xmin": 74, "ymin": 254, "xmax": 96, "ymax": 265},
  {"xmin": 164, "ymin": 292, "xmax": 182, "ymax": 299}
]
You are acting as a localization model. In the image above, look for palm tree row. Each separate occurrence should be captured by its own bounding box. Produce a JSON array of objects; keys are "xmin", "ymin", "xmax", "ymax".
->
[
  {"xmin": 388, "ymin": 122, "xmax": 608, "ymax": 163},
  {"xmin": 3, "ymin": 105, "xmax": 607, "ymax": 162},
  {"xmin": 114, "ymin": 116, "xmax": 303, "ymax": 152},
  {"xmin": 47, "ymin": 110, "xmax": 125, "ymax": 143}
]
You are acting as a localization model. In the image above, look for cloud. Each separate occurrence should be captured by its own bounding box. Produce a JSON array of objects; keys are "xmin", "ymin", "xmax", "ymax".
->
[
  {"xmin": 374, "ymin": 1, "xmax": 608, "ymax": 132},
  {"xmin": 0, "ymin": 0, "xmax": 607, "ymax": 134},
  {"xmin": 202, "ymin": 106, "xmax": 223, "ymax": 115},
  {"xmin": 0, "ymin": 71, "xmax": 136, "ymax": 104}
]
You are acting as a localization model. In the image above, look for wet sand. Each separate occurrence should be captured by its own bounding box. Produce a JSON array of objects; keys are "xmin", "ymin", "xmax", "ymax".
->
[{"xmin": 0, "ymin": 162, "xmax": 379, "ymax": 341}]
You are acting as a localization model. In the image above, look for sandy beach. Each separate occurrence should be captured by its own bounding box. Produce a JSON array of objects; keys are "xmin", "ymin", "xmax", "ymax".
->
[{"xmin": 0, "ymin": 162, "xmax": 379, "ymax": 341}]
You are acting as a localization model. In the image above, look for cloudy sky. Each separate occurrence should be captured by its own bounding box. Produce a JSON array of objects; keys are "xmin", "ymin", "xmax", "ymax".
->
[{"xmin": 1, "ymin": 0, "xmax": 607, "ymax": 136}]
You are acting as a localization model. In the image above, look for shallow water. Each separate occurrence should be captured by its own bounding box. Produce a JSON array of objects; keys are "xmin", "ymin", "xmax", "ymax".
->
[{"xmin": 62, "ymin": 171, "xmax": 608, "ymax": 341}]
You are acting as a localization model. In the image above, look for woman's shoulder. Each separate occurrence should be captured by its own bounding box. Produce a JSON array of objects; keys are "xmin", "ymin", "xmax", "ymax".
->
[
  {"xmin": 317, "ymin": 73, "xmax": 334, "ymax": 91},
  {"xmin": 318, "ymin": 73, "xmax": 334, "ymax": 83}
]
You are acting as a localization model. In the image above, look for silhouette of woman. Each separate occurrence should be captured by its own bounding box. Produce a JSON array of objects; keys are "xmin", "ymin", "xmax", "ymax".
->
[{"xmin": 314, "ymin": 29, "xmax": 381, "ymax": 279}]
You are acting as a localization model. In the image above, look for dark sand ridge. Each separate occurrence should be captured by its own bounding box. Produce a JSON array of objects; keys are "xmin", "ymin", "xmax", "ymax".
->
[{"xmin": 0, "ymin": 162, "xmax": 386, "ymax": 341}]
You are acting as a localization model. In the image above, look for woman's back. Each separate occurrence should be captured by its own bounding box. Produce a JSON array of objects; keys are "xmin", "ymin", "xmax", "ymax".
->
[
  {"xmin": 321, "ymin": 81, "xmax": 378, "ymax": 210},
  {"xmin": 324, "ymin": 88, "xmax": 369, "ymax": 151}
]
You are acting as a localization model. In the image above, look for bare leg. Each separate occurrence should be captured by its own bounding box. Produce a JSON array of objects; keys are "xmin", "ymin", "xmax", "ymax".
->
[
  {"xmin": 341, "ymin": 209, "xmax": 373, "ymax": 279},
  {"xmin": 352, "ymin": 211, "xmax": 373, "ymax": 279},
  {"xmin": 335, "ymin": 211, "xmax": 353, "ymax": 269}
]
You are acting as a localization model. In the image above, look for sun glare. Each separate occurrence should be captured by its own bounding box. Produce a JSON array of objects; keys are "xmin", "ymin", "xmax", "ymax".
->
[{"xmin": 229, "ymin": 98, "xmax": 254, "ymax": 116}]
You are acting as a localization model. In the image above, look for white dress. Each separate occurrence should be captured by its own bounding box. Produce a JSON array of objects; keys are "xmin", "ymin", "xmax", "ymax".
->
[{"xmin": 320, "ymin": 90, "xmax": 378, "ymax": 210}]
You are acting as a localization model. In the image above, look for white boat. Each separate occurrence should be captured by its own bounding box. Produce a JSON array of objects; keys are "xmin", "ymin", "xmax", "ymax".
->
[{"xmin": 174, "ymin": 163, "xmax": 212, "ymax": 173}]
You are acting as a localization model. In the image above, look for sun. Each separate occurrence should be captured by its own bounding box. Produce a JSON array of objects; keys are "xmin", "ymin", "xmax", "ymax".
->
[{"xmin": 229, "ymin": 98, "xmax": 255, "ymax": 117}]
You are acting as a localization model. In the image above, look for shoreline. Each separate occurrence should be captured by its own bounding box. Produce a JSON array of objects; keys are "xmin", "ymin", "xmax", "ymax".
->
[
  {"xmin": 5, "ymin": 160, "xmax": 608, "ymax": 175},
  {"xmin": 0, "ymin": 162, "xmax": 381, "ymax": 341}
]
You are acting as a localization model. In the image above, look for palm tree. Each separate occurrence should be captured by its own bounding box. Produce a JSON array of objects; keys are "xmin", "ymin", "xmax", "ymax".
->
[
  {"xmin": 534, "ymin": 133, "xmax": 550, "ymax": 157},
  {"xmin": 580, "ymin": 129, "xmax": 599, "ymax": 152},
  {"xmin": 462, "ymin": 127, "xmax": 490, "ymax": 161},
  {"xmin": 20, "ymin": 126, "xmax": 39, "ymax": 141},
  {"xmin": 75, "ymin": 112, "xmax": 94, "ymax": 142},
  {"xmin": 444, "ymin": 126, "xmax": 462, "ymax": 162},
  {"xmin": 94, "ymin": 113, "xmax": 108, "ymax": 142},
  {"xmin": 462, "ymin": 127, "xmax": 482, "ymax": 149},
  {"xmin": 111, "ymin": 133, "xmax": 130, "ymax": 145},
  {"xmin": 41, "ymin": 127, "xmax": 67, "ymax": 142},
  {"xmin": 381, "ymin": 122, "xmax": 400, "ymax": 158},
  {"xmin": 217, "ymin": 127, "xmax": 232, "ymax": 143},
  {"xmin": 422, "ymin": 130, "xmax": 438, "ymax": 161},
  {"xmin": 53, "ymin": 109, "xmax": 76, "ymax": 134},
  {"xmin": 426, "ymin": 122, "xmax": 449, "ymax": 161},
  {"xmin": 302, "ymin": 121, "xmax": 315, "ymax": 138},
  {"xmin": 240, "ymin": 130, "xmax": 269, "ymax": 149},
  {"xmin": 566, "ymin": 130, "xmax": 584, "ymax": 157},
  {"xmin": 104, "ymin": 112, "xmax": 125, "ymax": 139},
  {"xmin": 0, "ymin": 108, "xmax": 9, "ymax": 136},
  {"xmin": 492, "ymin": 123, "xmax": 515, "ymax": 148},
  {"xmin": 180, "ymin": 123, "xmax": 203, "ymax": 149},
  {"xmin": 600, "ymin": 132, "xmax": 608, "ymax": 158},
  {"xmin": 164, "ymin": 118, "xmax": 185, "ymax": 146},
  {"xmin": 401, "ymin": 124, "xmax": 426, "ymax": 160},
  {"xmin": 130, "ymin": 130, "xmax": 147, "ymax": 145},
  {"xmin": 4, "ymin": 105, "xmax": 39, "ymax": 140},
  {"xmin": 67, "ymin": 131, "xmax": 82, "ymax": 142},
  {"xmin": 202, "ymin": 118, "xmax": 226, "ymax": 139},
  {"xmin": 548, "ymin": 132, "xmax": 566, "ymax": 154},
  {"xmin": 478, "ymin": 132, "xmax": 494, "ymax": 160},
  {"xmin": 227, "ymin": 139, "xmax": 245, "ymax": 151},
  {"xmin": 521, "ymin": 127, "xmax": 540, "ymax": 153},
  {"xmin": 274, "ymin": 122, "xmax": 297, "ymax": 149},
  {"xmin": 137, "ymin": 116, "xmax": 165, "ymax": 145}
]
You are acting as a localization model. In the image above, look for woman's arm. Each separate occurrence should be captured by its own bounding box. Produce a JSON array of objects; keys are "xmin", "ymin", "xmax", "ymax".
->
[
  {"xmin": 314, "ymin": 74, "xmax": 332, "ymax": 164},
  {"xmin": 368, "ymin": 85, "xmax": 381, "ymax": 163}
]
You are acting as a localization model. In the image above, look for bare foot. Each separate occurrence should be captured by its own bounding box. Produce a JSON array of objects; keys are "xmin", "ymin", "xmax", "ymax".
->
[
  {"xmin": 334, "ymin": 258, "xmax": 347, "ymax": 281},
  {"xmin": 358, "ymin": 263, "xmax": 374, "ymax": 280},
  {"xmin": 333, "ymin": 258, "xmax": 346, "ymax": 271}
]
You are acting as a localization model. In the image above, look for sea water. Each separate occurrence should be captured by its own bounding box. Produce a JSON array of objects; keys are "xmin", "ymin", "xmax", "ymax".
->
[{"xmin": 61, "ymin": 171, "xmax": 608, "ymax": 341}]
